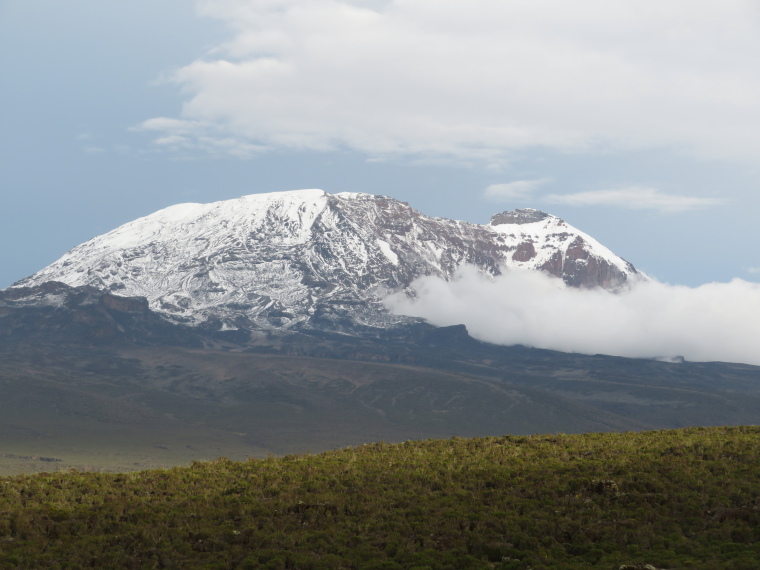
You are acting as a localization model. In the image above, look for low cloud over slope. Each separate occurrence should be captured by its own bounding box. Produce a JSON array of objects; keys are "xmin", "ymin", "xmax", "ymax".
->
[{"xmin": 385, "ymin": 266, "xmax": 760, "ymax": 366}]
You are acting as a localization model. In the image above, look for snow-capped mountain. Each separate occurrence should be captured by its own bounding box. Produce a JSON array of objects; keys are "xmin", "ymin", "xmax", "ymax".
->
[{"xmin": 13, "ymin": 190, "xmax": 645, "ymax": 333}]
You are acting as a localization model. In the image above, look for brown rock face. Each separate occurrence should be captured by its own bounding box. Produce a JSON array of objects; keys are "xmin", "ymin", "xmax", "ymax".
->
[
  {"xmin": 543, "ymin": 236, "xmax": 635, "ymax": 289},
  {"xmin": 539, "ymin": 251, "xmax": 564, "ymax": 279},
  {"xmin": 512, "ymin": 241, "xmax": 537, "ymax": 262},
  {"xmin": 565, "ymin": 236, "xmax": 590, "ymax": 261}
]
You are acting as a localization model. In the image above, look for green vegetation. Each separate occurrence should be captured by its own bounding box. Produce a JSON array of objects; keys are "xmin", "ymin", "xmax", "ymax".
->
[{"xmin": 1, "ymin": 427, "xmax": 760, "ymax": 568}]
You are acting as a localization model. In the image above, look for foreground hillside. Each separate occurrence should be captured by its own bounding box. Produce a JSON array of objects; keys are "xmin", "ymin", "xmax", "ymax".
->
[{"xmin": 2, "ymin": 427, "xmax": 759, "ymax": 569}]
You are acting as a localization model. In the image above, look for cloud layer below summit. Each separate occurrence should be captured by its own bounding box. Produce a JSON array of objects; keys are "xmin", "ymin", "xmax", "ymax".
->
[{"xmin": 385, "ymin": 267, "xmax": 760, "ymax": 366}]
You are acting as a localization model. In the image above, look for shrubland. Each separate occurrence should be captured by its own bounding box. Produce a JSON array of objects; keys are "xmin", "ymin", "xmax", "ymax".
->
[{"xmin": 1, "ymin": 426, "xmax": 759, "ymax": 569}]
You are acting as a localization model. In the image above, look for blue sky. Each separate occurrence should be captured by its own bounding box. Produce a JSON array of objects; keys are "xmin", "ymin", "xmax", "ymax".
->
[{"xmin": 2, "ymin": 0, "xmax": 760, "ymax": 290}]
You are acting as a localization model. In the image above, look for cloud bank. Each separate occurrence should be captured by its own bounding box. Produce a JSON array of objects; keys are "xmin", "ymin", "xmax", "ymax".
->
[
  {"xmin": 384, "ymin": 266, "xmax": 760, "ymax": 366},
  {"xmin": 483, "ymin": 184, "xmax": 723, "ymax": 213},
  {"xmin": 543, "ymin": 187, "xmax": 726, "ymax": 213},
  {"xmin": 140, "ymin": 0, "xmax": 760, "ymax": 163}
]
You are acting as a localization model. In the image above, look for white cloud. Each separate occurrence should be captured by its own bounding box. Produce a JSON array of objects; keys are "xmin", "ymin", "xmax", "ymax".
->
[
  {"xmin": 76, "ymin": 132, "xmax": 106, "ymax": 154},
  {"xmin": 133, "ymin": 117, "xmax": 268, "ymax": 158},
  {"xmin": 384, "ymin": 266, "xmax": 760, "ymax": 366},
  {"xmin": 543, "ymin": 186, "xmax": 725, "ymax": 213},
  {"xmin": 484, "ymin": 178, "xmax": 551, "ymax": 202},
  {"xmin": 136, "ymin": 117, "xmax": 205, "ymax": 135},
  {"xmin": 747, "ymin": 267, "xmax": 760, "ymax": 274},
  {"xmin": 140, "ymin": 0, "xmax": 760, "ymax": 163}
]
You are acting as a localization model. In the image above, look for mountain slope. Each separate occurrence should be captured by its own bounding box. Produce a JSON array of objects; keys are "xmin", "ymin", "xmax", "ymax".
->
[
  {"xmin": 3, "ymin": 325, "xmax": 760, "ymax": 474},
  {"xmin": 14, "ymin": 190, "xmax": 644, "ymax": 334}
]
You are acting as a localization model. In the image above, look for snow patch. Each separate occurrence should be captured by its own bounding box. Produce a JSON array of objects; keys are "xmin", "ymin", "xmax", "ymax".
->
[{"xmin": 376, "ymin": 239, "xmax": 399, "ymax": 265}]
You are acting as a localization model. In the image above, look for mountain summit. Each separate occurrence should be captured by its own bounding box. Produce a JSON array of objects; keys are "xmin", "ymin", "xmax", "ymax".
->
[{"xmin": 14, "ymin": 190, "xmax": 645, "ymax": 333}]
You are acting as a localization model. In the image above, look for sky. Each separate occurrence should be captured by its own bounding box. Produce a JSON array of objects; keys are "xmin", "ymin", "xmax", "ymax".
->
[{"xmin": 1, "ymin": 1, "xmax": 760, "ymax": 362}]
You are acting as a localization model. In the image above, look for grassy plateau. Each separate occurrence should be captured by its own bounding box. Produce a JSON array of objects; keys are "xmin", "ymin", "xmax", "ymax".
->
[{"xmin": 1, "ymin": 426, "xmax": 759, "ymax": 569}]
